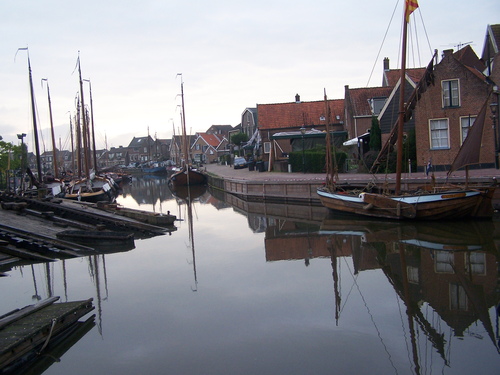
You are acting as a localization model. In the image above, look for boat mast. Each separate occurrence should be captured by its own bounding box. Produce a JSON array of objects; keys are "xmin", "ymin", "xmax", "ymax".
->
[
  {"xmin": 77, "ymin": 53, "xmax": 90, "ymax": 178},
  {"xmin": 42, "ymin": 79, "xmax": 59, "ymax": 178},
  {"xmin": 395, "ymin": 3, "xmax": 411, "ymax": 194},
  {"xmin": 84, "ymin": 79, "xmax": 98, "ymax": 174},
  {"xmin": 17, "ymin": 48, "xmax": 43, "ymax": 183},
  {"xmin": 178, "ymin": 73, "xmax": 191, "ymax": 185}
]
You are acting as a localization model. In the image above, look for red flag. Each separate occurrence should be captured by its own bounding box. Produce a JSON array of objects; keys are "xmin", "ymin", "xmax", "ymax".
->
[{"xmin": 405, "ymin": 0, "xmax": 419, "ymax": 22}]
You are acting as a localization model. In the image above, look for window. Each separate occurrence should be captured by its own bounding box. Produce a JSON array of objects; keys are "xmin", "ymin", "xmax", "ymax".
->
[
  {"xmin": 450, "ymin": 283, "xmax": 468, "ymax": 311},
  {"xmin": 369, "ymin": 97, "xmax": 387, "ymax": 115},
  {"xmin": 442, "ymin": 79, "xmax": 459, "ymax": 107},
  {"xmin": 264, "ymin": 142, "xmax": 271, "ymax": 154},
  {"xmin": 196, "ymin": 144, "xmax": 200, "ymax": 150},
  {"xmin": 460, "ymin": 116, "xmax": 476, "ymax": 145},
  {"xmin": 466, "ymin": 252, "xmax": 486, "ymax": 275},
  {"xmin": 435, "ymin": 251, "xmax": 454, "ymax": 273},
  {"xmin": 429, "ymin": 119, "xmax": 449, "ymax": 149},
  {"xmin": 407, "ymin": 266, "xmax": 419, "ymax": 284}
]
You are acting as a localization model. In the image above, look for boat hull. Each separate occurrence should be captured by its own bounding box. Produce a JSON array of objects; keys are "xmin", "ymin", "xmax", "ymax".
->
[
  {"xmin": 169, "ymin": 168, "xmax": 207, "ymax": 186},
  {"xmin": 317, "ymin": 186, "xmax": 495, "ymax": 220}
]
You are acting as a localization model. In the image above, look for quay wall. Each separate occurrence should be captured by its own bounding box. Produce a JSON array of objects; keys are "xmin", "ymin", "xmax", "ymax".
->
[{"xmin": 206, "ymin": 171, "xmax": 500, "ymax": 209}]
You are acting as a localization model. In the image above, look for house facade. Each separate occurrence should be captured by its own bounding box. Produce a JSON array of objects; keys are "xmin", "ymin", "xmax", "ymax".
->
[
  {"xmin": 414, "ymin": 46, "xmax": 496, "ymax": 171},
  {"xmin": 192, "ymin": 132, "xmax": 227, "ymax": 164}
]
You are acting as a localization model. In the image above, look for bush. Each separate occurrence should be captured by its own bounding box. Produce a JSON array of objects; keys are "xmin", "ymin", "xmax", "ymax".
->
[{"xmin": 288, "ymin": 149, "xmax": 347, "ymax": 173}]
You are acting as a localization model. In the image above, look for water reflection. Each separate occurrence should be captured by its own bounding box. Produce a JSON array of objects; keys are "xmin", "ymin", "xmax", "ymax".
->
[
  {"xmin": 216, "ymin": 190, "xmax": 500, "ymax": 372},
  {"xmin": 322, "ymin": 217, "xmax": 500, "ymax": 372},
  {"xmin": 121, "ymin": 175, "xmax": 174, "ymax": 210},
  {"xmin": 1, "ymin": 180, "xmax": 499, "ymax": 374}
]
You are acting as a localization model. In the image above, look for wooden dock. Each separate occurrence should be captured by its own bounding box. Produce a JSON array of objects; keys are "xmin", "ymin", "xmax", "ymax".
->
[
  {"xmin": 0, "ymin": 297, "xmax": 94, "ymax": 373},
  {"xmin": 0, "ymin": 194, "xmax": 176, "ymax": 275}
]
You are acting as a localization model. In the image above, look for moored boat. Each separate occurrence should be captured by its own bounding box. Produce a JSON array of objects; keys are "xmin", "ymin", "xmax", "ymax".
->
[{"xmin": 317, "ymin": 0, "xmax": 496, "ymax": 220}]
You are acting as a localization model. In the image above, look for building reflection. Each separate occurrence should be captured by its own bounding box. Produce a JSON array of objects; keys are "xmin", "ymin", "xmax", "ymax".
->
[
  {"xmin": 121, "ymin": 175, "xmax": 175, "ymax": 208},
  {"xmin": 215, "ymin": 190, "xmax": 500, "ymax": 367}
]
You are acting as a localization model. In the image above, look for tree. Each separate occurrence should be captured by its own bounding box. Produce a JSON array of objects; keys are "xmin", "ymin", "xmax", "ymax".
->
[
  {"xmin": 230, "ymin": 132, "xmax": 249, "ymax": 156},
  {"xmin": 369, "ymin": 116, "xmax": 381, "ymax": 151},
  {"xmin": 0, "ymin": 140, "xmax": 21, "ymax": 171}
]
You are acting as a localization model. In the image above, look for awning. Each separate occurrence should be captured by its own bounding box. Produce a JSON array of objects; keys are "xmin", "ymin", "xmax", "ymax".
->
[
  {"xmin": 343, "ymin": 132, "xmax": 369, "ymax": 147},
  {"xmin": 271, "ymin": 129, "xmax": 345, "ymax": 140}
]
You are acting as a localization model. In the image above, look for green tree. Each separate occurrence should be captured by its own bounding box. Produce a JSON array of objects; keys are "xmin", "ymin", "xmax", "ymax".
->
[
  {"xmin": 0, "ymin": 141, "xmax": 21, "ymax": 171},
  {"xmin": 369, "ymin": 116, "xmax": 381, "ymax": 151},
  {"xmin": 230, "ymin": 132, "xmax": 249, "ymax": 156}
]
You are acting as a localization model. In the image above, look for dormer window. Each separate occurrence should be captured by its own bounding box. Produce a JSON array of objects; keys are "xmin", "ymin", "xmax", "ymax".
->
[{"xmin": 369, "ymin": 97, "xmax": 387, "ymax": 115}]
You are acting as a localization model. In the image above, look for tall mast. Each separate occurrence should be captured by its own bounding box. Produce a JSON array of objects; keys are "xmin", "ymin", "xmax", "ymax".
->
[
  {"xmin": 17, "ymin": 48, "xmax": 43, "ymax": 182},
  {"xmin": 77, "ymin": 53, "xmax": 90, "ymax": 177},
  {"xmin": 84, "ymin": 79, "xmax": 98, "ymax": 174},
  {"xmin": 42, "ymin": 79, "xmax": 59, "ymax": 178},
  {"xmin": 180, "ymin": 77, "xmax": 191, "ymax": 186},
  {"xmin": 395, "ymin": 1, "xmax": 416, "ymax": 194},
  {"xmin": 69, "ymin": 113, "xmax": 75, "ymax": 173}
]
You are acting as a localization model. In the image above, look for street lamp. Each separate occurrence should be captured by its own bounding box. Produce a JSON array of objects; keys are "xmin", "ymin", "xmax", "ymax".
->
[
  {"xmin": 300, "ymin": 126, "xmax": 306, "ymax": 173},
  {"xmin": 17, "ymin": 133, "xmax": 26, "ymax": 191},
  {"xmin": 490, "ymin": 91, "xmax": 499, "ymax": 169}
]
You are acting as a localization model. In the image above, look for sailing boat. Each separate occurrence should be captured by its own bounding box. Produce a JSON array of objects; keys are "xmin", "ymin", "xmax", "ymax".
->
[
  {"xmin": 317, "ymin": 0, "xmax": 496, "ymax": 220},
  {"xmin": 64, "ymin": 54, "xmax": 116, "ymax": 203},
  {"xmin": 169, "ymin": 75, "xmax": 207, "ymax": 187}
]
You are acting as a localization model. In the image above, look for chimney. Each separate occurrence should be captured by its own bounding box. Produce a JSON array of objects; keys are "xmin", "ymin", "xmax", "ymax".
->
[
  {"xmin": 295, "ymin": 93, "xmax": 301, "ymax": 103},
  {"xmin": 383, "ymin": 57, "xmax": 390, "ymax": 71},
  {"xmin": 442, "ymin": 49, "xmax": 453, "ymax": 58}
]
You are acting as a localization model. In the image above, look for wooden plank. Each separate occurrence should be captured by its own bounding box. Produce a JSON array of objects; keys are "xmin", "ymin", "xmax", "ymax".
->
[
  {"xmin": 0, "ymin": 297, "xmax": 60, "ymax": 329},
  {"xmin": 361, "ymin": 193, "xmax": 417, "ymax": 219}
]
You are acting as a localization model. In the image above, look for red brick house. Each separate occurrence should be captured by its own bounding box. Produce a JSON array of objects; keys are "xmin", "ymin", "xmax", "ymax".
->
[
  {"xmin": 256, "ymin": 94, "xmax": 345, "ymax": 170},
  {"xmin": 414, "ymin": 46, "xmax": 496, "ymax": 171}
]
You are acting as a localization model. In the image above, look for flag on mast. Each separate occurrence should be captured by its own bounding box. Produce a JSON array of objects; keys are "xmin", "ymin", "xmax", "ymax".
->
[{"xmin": 405, "ymin": 0, "xmax": 419, "ymax": 22}]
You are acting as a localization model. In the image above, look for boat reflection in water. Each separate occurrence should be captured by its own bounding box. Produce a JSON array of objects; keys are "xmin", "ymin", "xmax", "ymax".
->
[
  {"xmin": 169, "ymin": 184, "xmax": 209, "ymax": 292},
  {"xmin": 216, "ymin": 189, "xmax": 500, "ymax": 373}
]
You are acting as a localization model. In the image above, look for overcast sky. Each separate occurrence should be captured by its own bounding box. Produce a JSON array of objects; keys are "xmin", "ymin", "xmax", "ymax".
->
[{"xmin": 1, "ymin": 0, "xmax": 498, "ymax": 151}]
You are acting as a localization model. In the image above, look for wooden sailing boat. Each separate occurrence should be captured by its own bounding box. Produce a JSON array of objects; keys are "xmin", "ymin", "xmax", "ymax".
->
[
  {"xmin": 169, "ymin": 75, "xmax": 207, "ymax": 187},
  {"xmin": 64, "ymin": 54, "xmax": 116, "ymax": 203},
  {"xmin": 317, "ymin": 0, "xmax": 496, "ymax": 220}
]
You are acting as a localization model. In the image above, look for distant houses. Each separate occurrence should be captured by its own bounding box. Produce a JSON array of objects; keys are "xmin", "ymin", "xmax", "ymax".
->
[{"xmin": 26, "ymin": 23, "xmax": 500, "ymax": 176}]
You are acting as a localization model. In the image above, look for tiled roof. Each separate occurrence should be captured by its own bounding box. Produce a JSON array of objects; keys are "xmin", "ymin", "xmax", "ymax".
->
[
  {"xmin": 347, "ymin": 86, "xmax": 393, "ymax": 117},
  {"xmin": 257, "ymin": 99, "xmax": 344, "ymax": 130},
  {"xmin": 197, "ymin": 133, "xmax": 222, "ymax": 147},
  {"xmin": 453, "ymin": 45, "xmax": 486, "ymax": 72},
  {"xmin": 384, "ymin": 67, "xmax": 426, "ymax": 87}
]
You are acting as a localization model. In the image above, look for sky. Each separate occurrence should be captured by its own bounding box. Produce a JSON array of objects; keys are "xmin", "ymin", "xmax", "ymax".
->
[{"xmin": 0, "ymin": 0, "xmax": 498, "ymax": 152}]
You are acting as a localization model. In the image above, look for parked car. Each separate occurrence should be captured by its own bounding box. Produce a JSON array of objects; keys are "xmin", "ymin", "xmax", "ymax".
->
[{"xmin": 234, "ymin": 157, "xmax": 247, "ymax": 169}]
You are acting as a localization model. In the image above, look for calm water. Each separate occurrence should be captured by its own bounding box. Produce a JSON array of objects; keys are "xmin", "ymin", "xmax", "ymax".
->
[{"xmin": 2, "ymin": 176, "xmax": 500, "ymax": 374}]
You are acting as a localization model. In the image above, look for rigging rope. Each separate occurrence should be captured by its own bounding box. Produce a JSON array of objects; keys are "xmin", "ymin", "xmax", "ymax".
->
[{"xmin": 342, "ymin": 256, "xmax": 399, "ymax": 374}]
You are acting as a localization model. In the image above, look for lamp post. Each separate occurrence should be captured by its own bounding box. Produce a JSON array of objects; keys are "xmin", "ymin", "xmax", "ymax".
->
[
  {"xmin": 491, "ymin": 90, "xmax": 499, "ymax": 169},
  {"xmin": 300, "ymin": 127, "xmax": 306, "ymax": 173},
  {"xmin": 17, "ymin": 133, "xmax": 26, "ymax": 191}
]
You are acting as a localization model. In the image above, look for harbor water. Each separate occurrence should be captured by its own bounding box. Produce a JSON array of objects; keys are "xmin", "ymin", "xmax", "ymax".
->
[{"xmin": 2, "ymin": 175, "xmax": 500, "ymax": 374}]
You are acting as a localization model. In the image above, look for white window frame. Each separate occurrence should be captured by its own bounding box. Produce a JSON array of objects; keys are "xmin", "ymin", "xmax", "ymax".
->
[
  {"xmin": 264, "ymin": 142, "xmax": 271, "ymax": 154},
  {"xmin": 435, "ymin": 251, "xmax": 454, "ymax": 273},
  {"xmin": 465, "ymin": 252, "xmax": 486, "ymax": 275},
  {"xmin": 442, "ymin": 79, "xmax": 460, "ymax": 108},
  {"xmin": 460, "ymin": 115, "xmax": 476, "ymax": 145},
  {"xmin": 429, "ymin": 118, "xmax": 450, "ymax": 150}
]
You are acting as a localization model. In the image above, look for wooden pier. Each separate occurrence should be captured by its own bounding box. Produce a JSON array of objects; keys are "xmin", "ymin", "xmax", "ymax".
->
[
  {"xmin": 0, "ymin": 297, "xmax": 94, "ymax": 373},
  {"xmin": 0, "ymin": 194, "xmax": 176, "ymax": 275}
]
